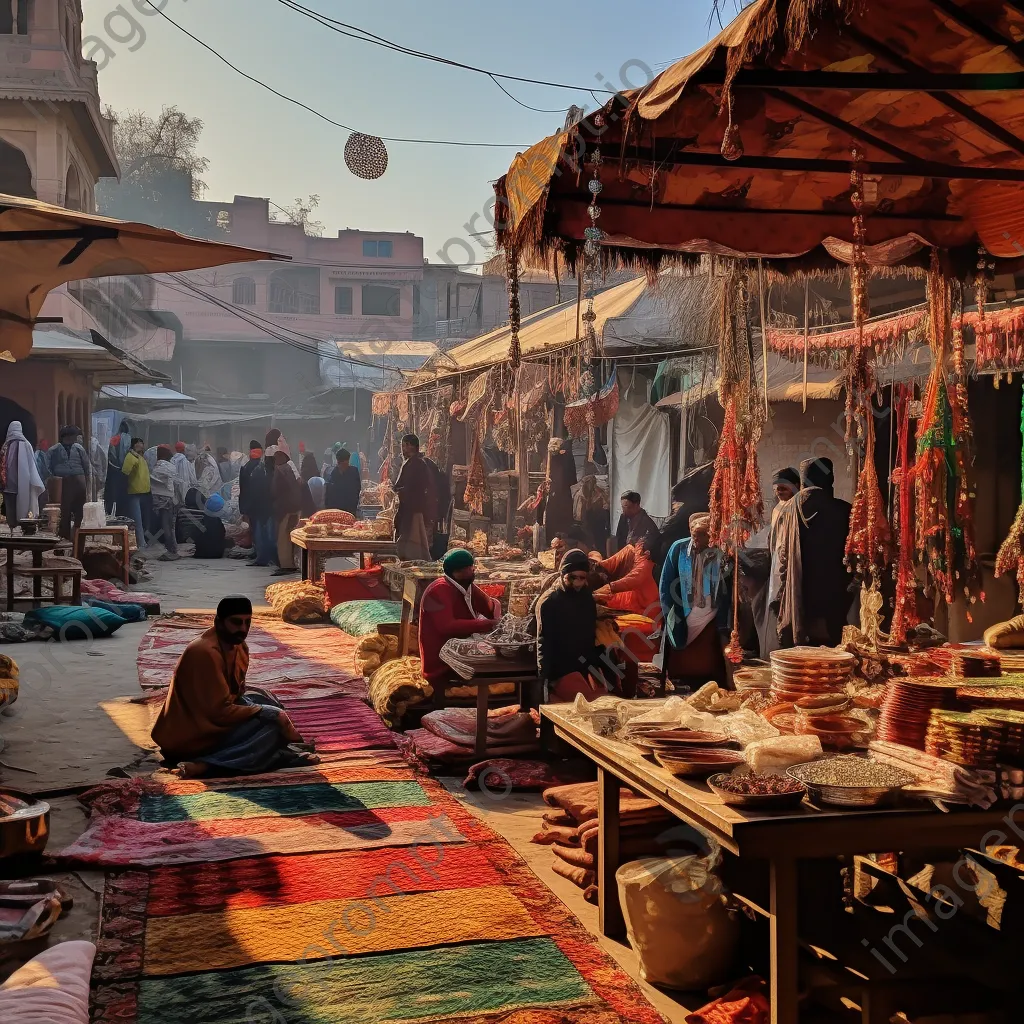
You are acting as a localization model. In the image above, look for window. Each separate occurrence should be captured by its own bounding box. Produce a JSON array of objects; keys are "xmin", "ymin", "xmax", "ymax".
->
[
  {"xmin": 362, "ymin": 239, "xmax": 393, "ymax": 258},
  {"xmin": 232, "ymin": 277, "xmax": 256, "ymax": 306},
  {"xmin": 1, "ymin": 1, "xmax": 30, "ymax": 35},
  {"xmin": 361, "ymin": 285, "xmax": 401, "ymax": 317},
  {"xmin": 267, "ymin": 268, "xmax": 320, "ymax": 314},
  {"xmin": 334, "ymin": 286, "xmax": 353, "ymax": 315}
]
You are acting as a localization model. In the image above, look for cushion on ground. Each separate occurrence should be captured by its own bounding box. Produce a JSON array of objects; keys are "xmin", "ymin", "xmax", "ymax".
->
[
  {"xmin": 355, "ymin": 632, "xmax": 399, "ymax": 676},
  {"xmin": 367, "ymin": 656, "xmax": 433, "ymax": 723},
  {"xmin": 329, "ymin": 600, "xmax": 402, "ymax": 637},
  {"xmin": 265, "ymin": 581, "xmax": 328, "ymax": 624},
  {"xmin": 23, "ymin": 605, "xmax": 126, "ymax": 640},
  {"xmin": 0, "ymin": 939, "xmax": 96, "ymax": 1023},
  {"xmin": 323, "ymin": 566, "xmax": 390, "ymax": 605},
  {"xmin": 83, "ymin": 597, "xmax": 147, "ymax": 622}
]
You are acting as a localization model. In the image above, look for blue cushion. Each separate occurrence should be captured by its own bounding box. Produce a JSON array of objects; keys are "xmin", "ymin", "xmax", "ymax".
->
[
  {"xmin": 23, "ymin": 605, "xmax": 127, "ymax": 640},
  {"xmin": 83, "ymin": 597, "xmax": 147, "ymax": 623}
]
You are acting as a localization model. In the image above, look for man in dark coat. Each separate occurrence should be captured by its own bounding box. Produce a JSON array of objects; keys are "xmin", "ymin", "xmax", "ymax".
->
[
  {"xmin": 238, "ymin": 440, "xmax": 273, "ymax": 567},
  {"xmin": 324, "ymin": 448, "xmax": 361, "ymax": 515},
  {"xmin": 614, "ymin": 490, "xmax": 660, "ymax": 554},
  {"xmin": 270, "ymin": 447, "xmax": 303, "ymax": 576},
  {"xmin": 797, "ymin": 457, "xmax": 853, "ymax": 646},
  {"xmin": 394, "ymin": 434, "xmax": 435, "ymax": 561}
]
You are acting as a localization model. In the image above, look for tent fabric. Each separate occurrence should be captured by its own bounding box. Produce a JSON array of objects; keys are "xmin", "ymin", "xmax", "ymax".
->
[
  {"xmin": 439, "ymin": 278, "xmax": 647, "ymax": 373},
  {"xmin": 610, "ymin": 369, "xmax": 671, "ymax": 521},
  {"xmin": 0, "ymin": 193, "xmax": 284, "ymax": 361},
  {"xmin": 494, "ymin": 0, "xmax": 1024, "ymax": 278},
  {"xmin": 658, "ymin": 348, "xmax": 934, "ymax": 410}
]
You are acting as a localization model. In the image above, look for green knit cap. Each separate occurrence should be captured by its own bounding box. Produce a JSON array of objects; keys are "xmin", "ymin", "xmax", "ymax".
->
[{"xmin": 443, "ymin": 548, "xmax": 475, "ymax": 575}]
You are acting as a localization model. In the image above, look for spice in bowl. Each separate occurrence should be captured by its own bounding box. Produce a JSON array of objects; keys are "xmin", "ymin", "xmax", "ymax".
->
[{"xmin": 712, "ymin": 773, "xmax": 804, "ymax": 796}]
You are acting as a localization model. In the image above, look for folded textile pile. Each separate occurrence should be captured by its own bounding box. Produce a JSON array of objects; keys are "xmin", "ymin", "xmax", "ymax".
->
[
  {"xmin": 463, "ymin": 758, "xmax": 592, "ymax": 792},
  {"xmin": 265, "ymin": 580, "xmax": 328, "ymax": 624},
  {"xmin": 355, "ymin": 632, "xmax": 399, "ymax": 676},
  {"xmin": 439, "ymin": 637, "xmax": 497, "ymax": 680},
  {"xmin": 535, "ymin": 782, "xmax": 702, "ymax": 900},
  {"xmin": 403, "ymin": 705, "xmax": 539, "ymax": 763},
  {"xmin": 329, "ymin": 599, "xmax": 402, "ymax": 637},
  {"xmin": 80, "ymin": 578, "xmax": 160, "ymax": 611},
  {"xmin": 0, "ymin": 939, "xmax": 96, "ymax": 1024},
  {"xmin": 367, "ymin": 656, "xmax": 433, "ymax": 724}
]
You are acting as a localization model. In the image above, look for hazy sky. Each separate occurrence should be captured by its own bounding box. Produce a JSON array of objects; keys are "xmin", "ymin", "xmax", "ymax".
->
[{"xmin": 83, "ymin": 0, "xmax": 724, "ymax": 265}]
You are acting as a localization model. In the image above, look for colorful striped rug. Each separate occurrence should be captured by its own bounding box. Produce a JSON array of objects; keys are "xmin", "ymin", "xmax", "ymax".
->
[{"xmin": 85, "ymin": 618, "xmax": 666, "ymax": 1024}]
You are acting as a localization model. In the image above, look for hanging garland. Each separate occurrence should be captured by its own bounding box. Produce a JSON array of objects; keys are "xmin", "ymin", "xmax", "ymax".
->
[
  {"xmin": 995, "ymin": 389, "xmax": 1024, "ymax": 605},
  {"xmin": 506, "ymin": 244, "xmax": 522, "ymax": 369},
  {"xmin": 888, "ymin": 385, "xmax": 920, "ymax": 645},
  {"xmin": 914, "ymin": 253, "xmax": 981, "ymax": 614},
  {"xmin": 765, "ymin": 306, "xmax": 928, "ymax": 362},
  {"xmin": 845, "ymin": 401, "xmax": 892, "ymax": 582}
]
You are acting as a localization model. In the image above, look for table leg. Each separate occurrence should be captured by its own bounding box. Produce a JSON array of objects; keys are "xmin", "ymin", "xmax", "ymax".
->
[
  {"xmin": 300, "ymin": 546, "xmax": 309, "ymax": 582},
  {"xmin": 770, "ymin": 858, "xmax": 800, "ymax": 1024},
  {"xmin": 475, "ymin": 681, "xmax": 489, "ymax": 759},
  {"xmin": 597, "ymin": 767, "xmax": 624, "ymax": 938},
  {"xmin": 122, "ymin": 533, "xmax": 130, "ymax": 585},
  {"xmin": 359, "ymin": 551, "xmax": 366, "ymax": 570},
  {"xmin": 32, "ymin": 549, "xmax": 42, "ymax": 605},
  {"xmin": 5, "ymin": 557, "xmax": 12, "ymax": 612}
]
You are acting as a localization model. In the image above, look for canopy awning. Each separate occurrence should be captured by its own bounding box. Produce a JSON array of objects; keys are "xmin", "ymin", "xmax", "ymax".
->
[
  {"xmin": 658, "ymin": 347, "xmax": 934, "ymax": 409},
  {"xmin": 496, "ymin": 0, "xmax": 1024, "ymax": 277},
  {"xmin": 29, "ymin": 328, "xmax": 166, "ymax": 386},
  {"xmin": 435, "ymin": 277, "xmax": 648, "ymax": 374},
  {"xmin": 0, "ymin": 193, "xmax": 288, "ymax": 361},
  {"xmin": 98, "ymin": 383, "xmax": 196, "ymax": 404}
]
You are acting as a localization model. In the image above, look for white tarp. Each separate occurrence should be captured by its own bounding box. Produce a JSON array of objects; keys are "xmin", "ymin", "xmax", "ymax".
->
[{"xmin": 609, "ymin": 369, "xmax": 671, "ymax": 524}]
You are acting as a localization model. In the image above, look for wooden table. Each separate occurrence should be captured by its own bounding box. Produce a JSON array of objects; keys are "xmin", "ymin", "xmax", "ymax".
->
[
  {"xmin": 74, "ymin": 526, "xmax": 131, "ymax": 585},
  {"xmin": 436, "ymin": 651, "xmax": 537, "ymax": 757},
  {"xmin": 1, "ymin": 533, "xmax": 63, "ymax": 610},
  {"xmin": 542, "ymin": 704, "xmax": 1010, "ymax": 1024},
  {"xmin": 290, "ymin": 531, "xmax": 398, "ymax": 582}
]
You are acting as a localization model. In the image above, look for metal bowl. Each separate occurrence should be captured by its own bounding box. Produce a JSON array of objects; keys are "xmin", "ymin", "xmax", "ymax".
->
[
  {"xmin": 17, "ymin": 519, "xmax": 37, "ymax": 536},
  {"xmin": 707, "ymin": 773, "xmax": 808, "ymax": 810},
  {"xmin": 786, "ymin": 760, "xmax": 915, "ymax": 808},
  {"xmin": 0, "ymin": 790, "xmax": 50, "ymax": 858}
]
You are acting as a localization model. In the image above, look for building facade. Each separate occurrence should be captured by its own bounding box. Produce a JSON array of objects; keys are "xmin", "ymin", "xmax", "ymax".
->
[{"xmin": 0, "ymin": 0, "xmax": 116, "ymax": 208}]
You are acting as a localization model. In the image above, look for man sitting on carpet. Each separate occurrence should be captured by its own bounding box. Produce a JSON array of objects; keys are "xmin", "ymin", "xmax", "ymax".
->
[
  {"xmin": 592, "ymin": 537, "xmax": 660, "ymax": 617},
  {"xmin": 152, "ymin": 595, "xmax": 318, "ymax": 777},
  {"xmin": 418, "ymin": 549, "xmax": 501, "ymax": 686}
]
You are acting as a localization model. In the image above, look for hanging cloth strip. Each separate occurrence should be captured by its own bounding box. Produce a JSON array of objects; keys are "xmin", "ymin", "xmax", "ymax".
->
[{"xmin": 995, "ymin": 389, "xmax": 1024, "ymax": 604}]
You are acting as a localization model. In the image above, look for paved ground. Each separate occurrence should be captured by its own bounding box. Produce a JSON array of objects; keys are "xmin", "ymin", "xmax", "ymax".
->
[{"xmin": 0, "ymin": 556, "xmax": 693, "ymax": 1018}]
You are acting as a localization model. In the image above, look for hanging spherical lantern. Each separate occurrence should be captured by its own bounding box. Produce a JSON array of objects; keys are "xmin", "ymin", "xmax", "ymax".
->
[{"xmin": 345, "ymin": 133, "xmax": 389, "ymax": 180}]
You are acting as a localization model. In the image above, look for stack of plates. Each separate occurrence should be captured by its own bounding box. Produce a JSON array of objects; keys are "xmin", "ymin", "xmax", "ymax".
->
[
  {"xmin": 979, "ymin": 708, "xmax": 1024, "ymax": 762},
  {"xmin": 951, "ymin": 650, "xmax": 1002, "ymax": 678},
  {"xmin": 621, "ymin": 719, "xmax": 680, "ymax": 743},
  {"xmin": 634, "ymin": 729, "xmax": 745, "ymax": 777},
  {"xmin": 876, "ymin": 678, "xmax": 962, "ymax": 750},
  {"xmin": 958, "ymin": 684, "xmax": 1024, "ymax": 712},
  {"xmin": 769, "ymin": 648, "xmax": 854, "ymax": 703},
  {"xmin": 925, "ymin": 710, "xmax": 1005, "ymax": 768}
]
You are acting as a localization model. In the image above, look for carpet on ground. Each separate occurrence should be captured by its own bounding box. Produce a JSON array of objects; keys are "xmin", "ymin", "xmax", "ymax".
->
[{"xmin": 81, "ymin": 611, "xmax": 666, "ymax": 1024}]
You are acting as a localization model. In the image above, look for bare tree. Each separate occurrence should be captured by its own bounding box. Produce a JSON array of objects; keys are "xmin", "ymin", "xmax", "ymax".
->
[{"xmin": 271, "ymin": 194, "xmax": 325, "ymax": 237}]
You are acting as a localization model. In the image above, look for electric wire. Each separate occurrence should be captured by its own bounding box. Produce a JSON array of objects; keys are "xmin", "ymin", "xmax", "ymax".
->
[{"xmin": 139, "ymin": 0, "xmax": 536, "ymax": 148}]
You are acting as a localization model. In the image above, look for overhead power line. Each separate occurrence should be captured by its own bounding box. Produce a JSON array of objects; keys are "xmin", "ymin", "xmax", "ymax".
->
[
  {"xmin": 138, "ymin": 0, "xmax": 536, "ymax": 148},
  {"xmin": 273, "ymin": 0, "xmax": 618, "ymax": 95}
]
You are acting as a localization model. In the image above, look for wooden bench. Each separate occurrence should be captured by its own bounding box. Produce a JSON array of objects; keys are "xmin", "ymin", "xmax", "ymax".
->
[{"xmin": 9, "ymin": 566, "xmax": 83, "ymax": 609}]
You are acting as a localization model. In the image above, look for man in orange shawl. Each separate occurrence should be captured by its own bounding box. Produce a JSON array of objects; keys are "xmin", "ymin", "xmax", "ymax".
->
[
  {"xmin": 593, "ymin": 538, "xmax": 660, "ymax": 617},
  {"xmin": 152, "ymin": 595, "xmax": 316, "ymax": 777}
]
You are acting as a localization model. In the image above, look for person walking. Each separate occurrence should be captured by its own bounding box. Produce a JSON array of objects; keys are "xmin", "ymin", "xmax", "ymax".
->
[
  {"xmin": 269, "ymin": 446, "xmax": 302, "ymax": 575},
  {"xmin": 48, "ymin": 424, "xmax": 91, "ymax": 539},
  {"xmin": 121, "ymin": 438, "xmax": 151, "ymax": 549},
  {"xmin": 238, "ymin": 441, "xmax": 274, "ymax": 567},
  {"xmin": 1, "ymin": 420, "xmax": 45, "ymax": 529},
  {"xmin": 150, "ymin": 446, "xmax": 180, "ymax": 561}
]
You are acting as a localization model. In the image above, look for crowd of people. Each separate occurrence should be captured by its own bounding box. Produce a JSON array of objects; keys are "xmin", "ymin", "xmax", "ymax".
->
[{"xmin": 1, "ymin": 419, "xmax": 372, "ymax": 577}]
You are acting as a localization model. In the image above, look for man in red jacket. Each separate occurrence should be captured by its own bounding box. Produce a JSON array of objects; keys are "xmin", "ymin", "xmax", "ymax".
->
[
  {"xmin": 593, "ymin": 537, "xmax": 660, "ymax": 618},
  {"xmin": 418, "ymin": 548, "xmax": 501, "ymax": 685}
]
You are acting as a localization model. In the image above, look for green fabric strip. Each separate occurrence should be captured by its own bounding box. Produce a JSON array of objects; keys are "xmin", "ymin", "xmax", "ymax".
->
[
  {"xmin": 137, "ymin": 937, "xmax": 595, "ymax": 1023},
  {"xmin": 140, "ymin": 781, "xmax": 431, "ymax": 823}
]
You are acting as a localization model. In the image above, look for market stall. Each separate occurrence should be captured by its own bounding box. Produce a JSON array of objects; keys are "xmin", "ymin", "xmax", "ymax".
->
[{"xmin": 481, "ymin": 0, "xmax": 1024, "ymax": 1019}]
